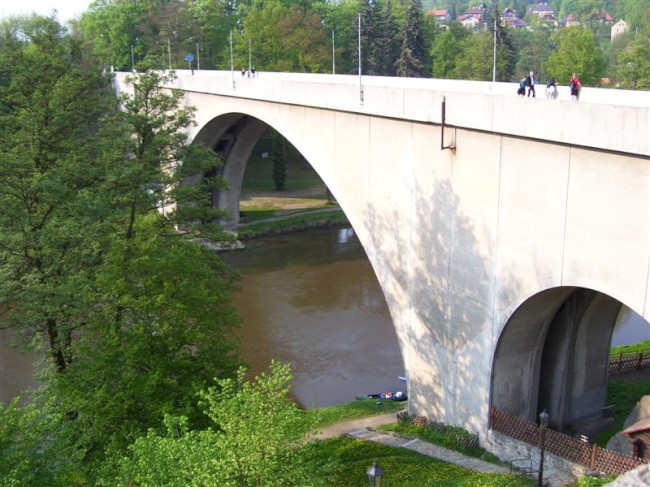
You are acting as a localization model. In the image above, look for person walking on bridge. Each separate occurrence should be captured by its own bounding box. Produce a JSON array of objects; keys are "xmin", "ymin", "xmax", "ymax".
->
[{"xmin": 525, "ymin": 71, "xmax": 536, "ymax": 97}]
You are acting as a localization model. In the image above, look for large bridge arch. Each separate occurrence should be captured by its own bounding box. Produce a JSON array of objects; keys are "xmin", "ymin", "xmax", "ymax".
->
[{"xmin": 116, "ymin": 72, "xmax": 650, "ymax": 444}]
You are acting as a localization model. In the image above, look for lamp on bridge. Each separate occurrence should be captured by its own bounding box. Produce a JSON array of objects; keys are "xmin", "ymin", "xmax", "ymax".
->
[
  {"xmin": 538, "ymin": 409, "xmax": 550, "ymax": 487},
  {"xmin": 367, "ymin": 461, "xmax": 384, "ymax": 487}
]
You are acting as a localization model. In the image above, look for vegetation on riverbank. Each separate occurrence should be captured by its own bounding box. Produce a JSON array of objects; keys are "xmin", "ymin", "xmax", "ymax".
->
[
  {"xmin": 237, "ymin": 208, "xmax": 348, "ymax": 239},
  {"xmin": 310, "ymin": 397, "xmax": 406, "ymax": 429},
  {"xmin": 611, "ymin": 340, "xmax": 650, "ymax": 356},
  {"xmin": 306, "ymin": 437, "xmax": 535, "ymax": 486}
]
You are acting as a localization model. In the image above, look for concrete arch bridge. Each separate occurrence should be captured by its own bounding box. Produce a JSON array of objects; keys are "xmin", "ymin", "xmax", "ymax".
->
[{"xmin": 115, "ymin": 71, "xmax": 650, "ymax": 446}]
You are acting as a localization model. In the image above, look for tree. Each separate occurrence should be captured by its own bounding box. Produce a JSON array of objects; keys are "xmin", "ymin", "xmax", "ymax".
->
[
  {"xmin": 0, "ymin": 19, "xmax": 241, "ymax": 481},
  {"xmin": 0, "ymin": 14, "xmax": 120, "ymax": 374},
  {"xmin": 396, "ymin": 0, "xmax": 429, "ymax": 78},
  {"xmin": 113, "ymin": 362, "xmax": 327, "ymax": 487},
  {"xmin": 454, "ymin": 31, "xmax": 508, "ymax": 81},
  {"xmin": 356, "ymin": 0, "xmax": 398, "ymax": 76},
  {"xmin": 513, "ymin": 23, "xmax": 553, "ymax": 82},
  {"xmin": 616, "ymin": 36, "xmax": 650, "ymax": 90},
  {"xmin": 116, "ymin": 70, "xmax": 228, "ymax": 237},
  {"xmin": 0, "ymin": 398, "xmax": 82, "ymax": 485},
  {"xmin": 272, "ymin": 133, "xmax": 287, "ymax": 191},
  {"xmin": 544, "ymin": 26, "xmax": 606, "ymax": 86},
  {"xmin": 238, "ymin": 3, "xmax": 331, "ymax": 73},
  {"xmin": 430, "ymin": 22, "xmax": 467, "ymax": 78},
  {"xmin": 47, "ymin": 217, "xmax": 243, "ymax": 474}
]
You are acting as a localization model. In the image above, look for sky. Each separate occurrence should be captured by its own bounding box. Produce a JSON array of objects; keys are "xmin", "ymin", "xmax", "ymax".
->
[{"xmin": 1, "ymin": 0, "xmax": 93, "ymax": 22}]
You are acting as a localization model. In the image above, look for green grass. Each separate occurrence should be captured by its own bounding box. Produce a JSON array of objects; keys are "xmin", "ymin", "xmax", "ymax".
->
[
  {"xmin": 309, "ymin": 398, "xmax": 406, "ymax": 429},
  {"xmin": 239, "ymin": 208, "xmax": 280, "ymax": 223},
  {"xmin": 594, "ymin": 379, "xmax": 650, "ymax": 446},
  {"xmin": 575, "ymin": 474, "xmax": 618, "ymax": 486},
  {"xmin": 610, "ymin": 340, "xmax": 650, "ymax": 356},
  {"xmin": 236, "ymin": 209, "xmax": 348, "ymax": 239},
  {"xmin": 379, "ymin": 422, "xmax": 503, "ymax": 464},
  {"xmin": 304, "ymin": 437, "xmax": 535, "ymax": 486}
]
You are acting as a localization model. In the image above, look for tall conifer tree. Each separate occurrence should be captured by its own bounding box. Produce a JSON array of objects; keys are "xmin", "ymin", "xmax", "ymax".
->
[{"xmin": 396, "ymin": 0, "xmax": 429, "ymax": 77}]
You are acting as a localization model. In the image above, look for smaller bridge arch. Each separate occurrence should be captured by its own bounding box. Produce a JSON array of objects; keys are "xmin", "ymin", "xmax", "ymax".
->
[{"xmin": 491, "ymin": 286, "xmax": 642, "ymax": 432}]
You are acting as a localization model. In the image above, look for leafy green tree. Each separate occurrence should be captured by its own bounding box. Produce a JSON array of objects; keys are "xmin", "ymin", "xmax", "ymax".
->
[
  {"xmin": 189, "ymin": 0, "xmax": 239, "ymax": 69},
  {"xmin": 430, "ymin": 22, "xmax": 468, "ymax": 78},
  {"xmin": 112, "ymin": 362, "xmax": 326, "ymax": 487},
  {"xmin": 316, "ymin": 0, "xmax": 360, "ymax": 74},
  {"xmin": 616, "ymin": 36, "xmax": 650, "ymax": 90},
  {"xmin": 513, "ymin": 24, "xmax": 553, "ymax": 82},
  {"xmin": 544, "ymin": 26, "xmax": 606, "ymax": 86},
  {"xmin": 453, "ymin": 30, "xmax": 512, "ymax": 81},
  {"xmin": 0, "ymin": 14, "xmax": 119, "ymax": 374},
  {"xmin": 0, "ymin": 18, "xmax": 241, "ymax": 481},
  {"xmin": 238, "ymin": 3, "xmax": 330, "ymax": 72},
  {"xmin": 396, "ymin": 0, "xmax": 429, "ymax": 77},
  {"xmin": 0, "ymin": 398, "xmax": 82, "ymax": 485},
  {"xmin": 116, "ymin": 70, "xmax": 228, "ymax": 237},
  {"xmin": 47, "ymin": 217, "xmax": 242, "ymax": 474},
  {"xmin": 79, "ymin": 0, "xmax": 149, "ymax": 70}
]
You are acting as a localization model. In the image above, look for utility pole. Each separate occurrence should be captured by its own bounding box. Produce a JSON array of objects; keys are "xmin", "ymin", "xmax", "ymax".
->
[
  {"xmin": 358, "ymin": 13, "xmax": 363, "ymax": 104},
  {"xmin": 332, "ymin": 29, "xmax": 335, "ymax": 75}
]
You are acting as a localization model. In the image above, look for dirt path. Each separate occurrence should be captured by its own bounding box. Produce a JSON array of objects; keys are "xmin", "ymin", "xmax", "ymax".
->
[{"xmin": 313, "ymin": 413, "xmax": 399, "ymax": 440}]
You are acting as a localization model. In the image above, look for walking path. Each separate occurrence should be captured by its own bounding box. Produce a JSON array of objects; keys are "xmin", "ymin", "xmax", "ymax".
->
[
  {"xmin": 315, "ymin": 412, "xmax": 577, "ymax": 486},
  {"xmin": 316, "ymin": 413, "xmax": 510, "ymax": 475}
]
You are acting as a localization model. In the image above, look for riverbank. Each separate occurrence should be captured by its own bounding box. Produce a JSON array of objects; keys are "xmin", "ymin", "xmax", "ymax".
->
[{"xmin": 233, "ymin": 187, "xmax": 349, "ymax": 239}]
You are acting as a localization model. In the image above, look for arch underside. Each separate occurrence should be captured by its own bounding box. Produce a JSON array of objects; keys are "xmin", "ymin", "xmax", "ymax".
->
[{"xmin": 492, "ymin": 286, "xmax": 627, "ymax": 431}]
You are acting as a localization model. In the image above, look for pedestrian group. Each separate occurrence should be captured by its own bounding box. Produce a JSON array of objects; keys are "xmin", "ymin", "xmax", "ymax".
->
[{"xmin": 517, "ymin": 71, "xmax": 580, "ymax": 101}]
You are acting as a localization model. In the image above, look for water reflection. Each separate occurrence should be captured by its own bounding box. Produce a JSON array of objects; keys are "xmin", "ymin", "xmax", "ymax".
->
[{"xmin": 222, "ymin": 228, "xmax": 406, "ymax": 408}]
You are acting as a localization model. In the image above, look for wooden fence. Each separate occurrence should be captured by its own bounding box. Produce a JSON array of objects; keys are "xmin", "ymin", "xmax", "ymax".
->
[
  {"xmin": 490, "ymin": 407, "xmax": 646, "ymax": 475},
  {"xmin": 608, "ymin": 349, "xmax": 650, "ymax": 375}
]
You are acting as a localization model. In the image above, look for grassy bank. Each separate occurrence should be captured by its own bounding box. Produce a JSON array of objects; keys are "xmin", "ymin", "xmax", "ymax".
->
[
  {"xmin": 310, "ymin": 398, "xmax": 406, "ymax": 429},
  {"xmin": 237, "ymin": 207, "xmax": 348, "ymax": 240},
  {"xmin": 306, "ymin": 437, "xmax": 534, "ymax": 486}
]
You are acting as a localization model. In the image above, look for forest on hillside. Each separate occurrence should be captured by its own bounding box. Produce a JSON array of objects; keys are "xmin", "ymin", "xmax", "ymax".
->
[{"xmin": 57, "ymin": 0, "xmax": 650, "ymax": 88}]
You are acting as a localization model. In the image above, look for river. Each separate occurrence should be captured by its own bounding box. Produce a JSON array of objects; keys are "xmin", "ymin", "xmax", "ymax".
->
[
  {"xmin": 3, "ymin": 226, "xmax": 650, "ymax": 408},
  {"xmin": 221, "ymin": 227, "xmax": 406, "ymax": 408}
]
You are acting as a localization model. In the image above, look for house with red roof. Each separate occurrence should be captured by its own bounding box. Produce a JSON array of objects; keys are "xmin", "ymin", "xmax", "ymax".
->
[{"xmin": 428, "ymin": 9, "xmax": 451, "ymax": 23}]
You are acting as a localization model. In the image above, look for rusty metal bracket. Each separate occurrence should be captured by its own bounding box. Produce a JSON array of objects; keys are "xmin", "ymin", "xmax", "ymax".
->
[{"xmin": 441, "ymin": 96, "xmax": 456, "ymax": 152}]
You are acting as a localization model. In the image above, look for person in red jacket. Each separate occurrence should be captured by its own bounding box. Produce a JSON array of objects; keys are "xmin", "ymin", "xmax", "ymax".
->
[{"xmin": 570, "ymin": 73, "xmax": 581, "ymax": 102}]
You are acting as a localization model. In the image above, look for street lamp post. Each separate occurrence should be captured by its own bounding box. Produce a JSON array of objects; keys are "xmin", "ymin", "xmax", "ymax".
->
[
  {"xmin": 367, "ymin": 462, "xmax": 384, "ymax": 487},
  {"xmin": 332, "ymin": 28, "xmax": 335, "ymax": 75},
  {"xmin": 538, "ymin": 409, "xmax": 549, "ymax": 487},
  {"xmin": 358, "ymin": 13, "xmax": 363, "ymax": 104},
  {"xmin": 230, "ymin": 30, "xmax": 235, "ymax": 90}
]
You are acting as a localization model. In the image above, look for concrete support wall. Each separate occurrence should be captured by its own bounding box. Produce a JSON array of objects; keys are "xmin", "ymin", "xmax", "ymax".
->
[{"xmin": 115, "ymin": 72, "xmax": 650, "ymax": 441}]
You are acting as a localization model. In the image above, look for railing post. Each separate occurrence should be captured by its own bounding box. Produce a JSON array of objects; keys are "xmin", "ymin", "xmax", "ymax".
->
[
  {"xmin": 637, "ymin": 352, "xmax": 643, "ymax": 370},
  {"xmin": 590, "ymin": 443, "xmax": 598, "ymax": 470}
]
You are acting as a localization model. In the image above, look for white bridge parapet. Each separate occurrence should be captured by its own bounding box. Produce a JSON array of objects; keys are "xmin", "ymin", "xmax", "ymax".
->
[{"xmin": 115, "ymin": 70, "xmax": 650, "ymax": 158}]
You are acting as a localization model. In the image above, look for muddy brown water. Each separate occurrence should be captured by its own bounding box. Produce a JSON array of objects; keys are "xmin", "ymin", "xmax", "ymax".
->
[
  {"xmin": 222, "ymin": 227, "xmax": 406, "ymax": 408},
  {"xmin": 0, "ymin": 227, "xmax": 406, "ymax": 409}
]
